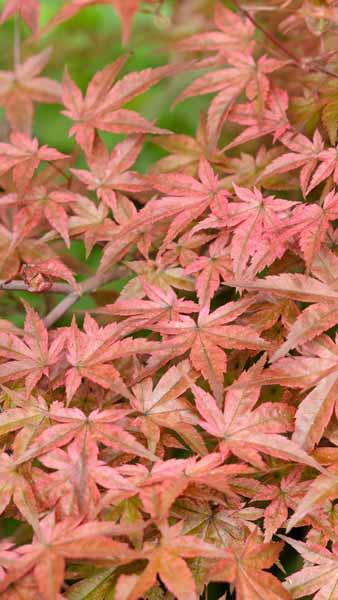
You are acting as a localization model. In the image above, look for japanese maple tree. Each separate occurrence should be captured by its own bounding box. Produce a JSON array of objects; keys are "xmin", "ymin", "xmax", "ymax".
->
[{"xmin": 0, "ymin": 0, "xmax": 338, "ymax": 599}]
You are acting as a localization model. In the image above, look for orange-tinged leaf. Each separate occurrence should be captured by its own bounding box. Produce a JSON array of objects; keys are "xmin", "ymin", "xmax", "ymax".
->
[
  {"xmin": 281, "ymin": 536, "xmax": 338, "ymax": 599},
  {"xmin": 210, "ymin": 529, "xmax": 290, "ymax": 600},
  {"xmin": 287, "ymin": 464, "xmax": 338, "ymax": 531},
  {"xmin": 62, "ymin": 61, "xmax": 177, "ymax": 154}
]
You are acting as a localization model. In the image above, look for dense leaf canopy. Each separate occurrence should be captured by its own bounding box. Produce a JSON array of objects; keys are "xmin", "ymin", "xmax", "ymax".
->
[{"xmin": 0, "ymin": 1, "xmax": 338, "ymax": 599}]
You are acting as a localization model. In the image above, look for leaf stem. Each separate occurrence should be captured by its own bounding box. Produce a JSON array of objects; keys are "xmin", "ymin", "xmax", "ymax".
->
[
  {"xmin": 45, "ymin": 160, "xmax": 72, "ymax": 183},
  {"xmin": 14, "ymin": 15, "xmax": 20, "ymax": 69},
  {"xmin": 232, "ymin": 0, "xmax": 299, "ymax": 62}
]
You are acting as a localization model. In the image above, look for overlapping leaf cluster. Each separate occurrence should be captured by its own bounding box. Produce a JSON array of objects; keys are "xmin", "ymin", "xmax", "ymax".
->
[{"xmin": 0, "ymin": 1, "xmax": 338, "ymax": 598}]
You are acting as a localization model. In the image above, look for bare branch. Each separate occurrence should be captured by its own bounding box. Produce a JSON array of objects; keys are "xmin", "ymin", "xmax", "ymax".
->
[
  {"xmin": 14, "ymin": 15, "xmax": 21, "ymax": 69},
  {"xmin": 43, "ymin": 290, "xmax": 79, "ymax": 328},
  {"xmin": 232, "ymin": 0, "xmax": 338, "ymax": 80},
  {"xmin": 43, "ymin": 266, "xmax": 128, "ymax": 328},
  {"xmin": 0, "ymin": 280, "xmax": 72, "ymax": 294}
]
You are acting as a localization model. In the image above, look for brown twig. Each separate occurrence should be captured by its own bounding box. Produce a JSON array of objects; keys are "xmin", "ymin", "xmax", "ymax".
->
[
  {"xmin": 232, "ymin": 0, "xmax": 299, "ymax": 62},
  {"xmin": 13, "ymin": 15, "xmax": 21, "ymax": 69},
  {"xmin": 0, "ymin": 280, "xmax": 72, "ymax": 294},
  {"xmin": 232, "ymin": 0, "xmax": 338, "ymax": 80},
  {"xmin": 46, "ymin": 160, "xmax": 72, "ymax": 184},
  {"xmin": 43, "ymin": 290, "xmax": 79, "ymax": 328},
  {"xmin": 1, "ymin": 266, "xmax": 127, "ymax": 328},
  {"xmin": 43, "ymin": 266, "xmax": 128, "ymax": 328}
]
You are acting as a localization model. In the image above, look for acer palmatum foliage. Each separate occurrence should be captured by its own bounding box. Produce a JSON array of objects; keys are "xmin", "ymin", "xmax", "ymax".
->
[{"xmin": 1, "ymin": 1, "xmax": 338, "ymax": 599}]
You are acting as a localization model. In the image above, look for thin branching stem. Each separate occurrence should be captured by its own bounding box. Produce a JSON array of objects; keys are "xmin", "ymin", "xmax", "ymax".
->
[
  {"xmin": 13, "ymin": 15, "xmax": 20, "ymax": 69},
  {"xmin": 0, "ymin": 280, "xmax": 71, "ymax": 293},
  {"xmin": 232, "ymin": 0, "xmax": 338, "ymax": 80},
  {"xmin": 43, "ymin": 266, "xmax": 127, "ymax": 327}
]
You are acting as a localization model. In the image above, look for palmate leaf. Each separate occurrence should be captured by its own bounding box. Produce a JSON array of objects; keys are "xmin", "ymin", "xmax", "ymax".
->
[
  {"xmin": 150, "ymin": 297, "xmax": 267, "ymax": 403},
  {"xmin": 0, "ymin": 132, "xmax": 67, "ymax": 190},
  {"xmin": 259, "ymin": 115, "xmax": 338, "ymax": 198},
  {"xmin": 62, "ymin": 313, "xmax": 163, "ymax": 402},
  {"xmin": 192, "ymin": 359, "xmax": 323, "ymax": 471},
  {"xmin": 36, "ymin": 436, "xmax": 104, "ymax": 519},
  {"xmin": 0, "ymin": 512, "xmax": 138, "ymax": 600},
  {"xmin": 229, "ymin": 272, "xmax": 338, "ymax": 303},
  {"xmin": 281, "ymin": 536, "xmax": 338, "ymax": 598},
  {"xmin": 286, "ymin": 464, "xmax": 338, "ymax": 531},
  {"xmin": 0, "ymin": 47, "xmax": 61, "ymax": 133},
  {"xmin": 258, "ymin": 130, "xmax": 324, "ymax": 195},
  {"xmin": 262, "ymin": 190, "xmax": 338, "ymax": 272},
  {"xmin": 234, "ymin": 332, "xmax": 338, "ymax": 453},
  {"xmin": 71, "ymin": 135, "xmax": 148, "ymax": 210},
  {"xmin": 175, "ymin": 50, "xmax": 285, "ymax": 147},
  {"xmin": 225, "ymin": 88, "xmax": 290, "ymax": 151},
  {"xmin": 0, "ymin": 450, "xmax": 39, "ymax": 528},
  {"xmin": 252, "ymin": 468, "xmax": 308, "ymax": 542},
  {"xmin": 130, "ymin": 360, "xmax": 203, "ymax": 454},
  {"xmin": 185, "ymin": 235, "xmax": 232, "ymax": 306},
  {"xmin": 228, "ymin": 185, "xmax": 296, "ymax": 278},
  {"xmin": 61, "ymin": 58, "xmax": 179, "ymax": 154},
  {"xmin": 176, "ymin": 2, "xmax": 255, "ymax": 57},
  {"xmin": 143, "ymin": 454, "xmax": 251, "ymax": 506},
  {"xmin": 209, "ymin": 529, "xmax": 290, "ymax": 600},
  {"xmin": 142, "ymin": 158, "xmax": 229, "ymax": 252},
  {"xmin": 0, "ymin": 303, "xmax": 66, "ymax": 395},
  {"xmin": 15, "ymin": 401, "xmax": 157, "ymax": 464},
  {"xmin": 114, "ymin": 521, "xmax": 224, "ymax": 600},
  {"xmin": 2, "ymin": 184, "xmax": 76, "ymax": 248},
  {"xmin": 228, "ymin": 272, "xmax": 338, "ymax": 361},
  {"xmin": 94, "ymin": 284, "xmax": 199, "ymax": 328},
  {"xmin": 173, "ymin": 497, "xmax": 264, "ymax": 549},
  {"xmin": 149, "ymin": 113, "xmax": 227, "ymax": 175}
]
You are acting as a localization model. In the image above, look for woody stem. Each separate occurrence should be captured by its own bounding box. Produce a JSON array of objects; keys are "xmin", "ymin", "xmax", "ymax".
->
[
  {"xmin": 232, "ymin": 0, "xmax": 338, "ymax": 80},
  {"xmin": 0, "ymin": 280, "xmax": 71, "ymax": 293},
  {"xmin": 14, "ymin": 15, "xmax": 20, "ymax": 69},
  {"xmin": 43, "ymin": 266, "xmax": 128, "ymax": 328}
]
